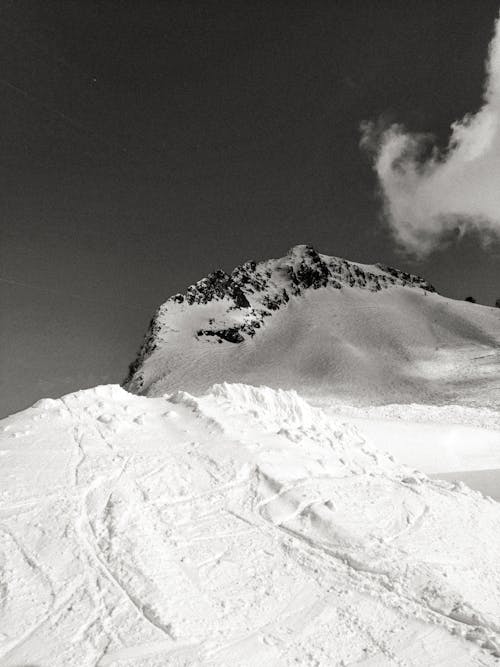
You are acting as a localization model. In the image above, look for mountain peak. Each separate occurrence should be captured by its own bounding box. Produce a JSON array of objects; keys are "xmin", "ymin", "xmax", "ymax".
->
[
  {"xmin": 287, "ymin": 243, "xmax": 318, "ymax": 258},
  {"xmin": 125, "ymin": 246, "xmax": 437, "ymax": 395}
]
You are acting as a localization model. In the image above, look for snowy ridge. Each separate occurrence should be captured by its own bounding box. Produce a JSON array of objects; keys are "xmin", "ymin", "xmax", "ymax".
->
[
  {"xmin": 1, "ymin": 382, "xmax": 500, "ymax": 665},
  {"xmin": 125, "ymin": 244, "xmax": 436, "ymax": 393},
  {"xmin": 123, "ymin": 245, "xmax": 500, "ymax": 407},
  {"xmin": 208, "ymin": 382, "xmax": 325, "ymax": 429}
]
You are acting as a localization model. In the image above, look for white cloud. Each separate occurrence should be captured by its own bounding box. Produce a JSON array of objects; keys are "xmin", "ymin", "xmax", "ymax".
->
[{"xmin": 361, "ymin": 14, "xmax": 500, "ymax": 257}]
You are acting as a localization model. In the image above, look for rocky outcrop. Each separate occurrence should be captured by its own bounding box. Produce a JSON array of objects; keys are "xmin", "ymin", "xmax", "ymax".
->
[{"xmin": 124, "ymin": 244, "xmax": 435, "ymax": 390}]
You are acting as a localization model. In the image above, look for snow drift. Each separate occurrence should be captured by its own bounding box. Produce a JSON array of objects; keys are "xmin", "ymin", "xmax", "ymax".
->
[{"xmin": 1, "ymin": 383, "xmax": 500, "ymax": 665}]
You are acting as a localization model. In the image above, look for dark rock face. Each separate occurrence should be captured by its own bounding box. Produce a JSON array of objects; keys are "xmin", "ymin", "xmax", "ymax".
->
[
  {"xmin": 197, "ymin": 327, "xmax": 245, "ymax": 344},
  {"xmin": 124, "ymin": 244, "xmax": 436, "ymax": 390},
  {"xmin": 125, "ymin": 316, "xmax": 161, "ymax": 386},
  {"xmin": 262, "ymin": 289, "xmax": 289, "ymax": 311},
  {"xmin": 180, "ymin": 270, "xmax": 251, "ymax": 309},
  {"xmin": 376, "ymin": 263, "xmax": 436, "ymax": 292},
  {"xmin": 288, "ymin": 245, "xmax": 333, "ymax": 293}
]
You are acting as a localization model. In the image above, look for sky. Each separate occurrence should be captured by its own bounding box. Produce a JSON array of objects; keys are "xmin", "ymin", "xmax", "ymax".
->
[
  {"xmin": 362, "ymin": 11, "xmax": 500, "ymax": 258},
  {"xmin": 1, "ymin": 0, "xmax": 500, "ymax": 417}
]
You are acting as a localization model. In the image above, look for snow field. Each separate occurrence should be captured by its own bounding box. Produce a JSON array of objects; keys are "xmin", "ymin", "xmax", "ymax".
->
[
  {"xmin": 320, "ymin": 402, "xmax": 500, "ymax": 474},
  {"xmin": 137, "ymin": 286, "xmax": 500, "ymax": 410},
  {"xmin": 1, "ymin": 383, "xmax": 500, "ymax": 665}
]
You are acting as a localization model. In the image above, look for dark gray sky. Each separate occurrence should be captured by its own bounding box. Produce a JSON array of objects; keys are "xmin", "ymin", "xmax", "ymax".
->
[{"xmin": 2, "ymin": 1, "xmax": 500, "ymax": 417}]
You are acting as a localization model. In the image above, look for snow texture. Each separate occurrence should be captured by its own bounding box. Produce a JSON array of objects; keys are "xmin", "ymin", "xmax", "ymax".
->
[
  {"xmin": 2, "ymin": 245, "xmax": 500, "ymax": 666},
  {"xmin": 1, "ymin": 382, "xmax": 500, "ymax": 665}
]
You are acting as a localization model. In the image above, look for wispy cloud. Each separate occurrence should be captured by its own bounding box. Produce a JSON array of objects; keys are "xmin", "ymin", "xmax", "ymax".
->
[{"xmin": 361, "ymin": 14, "xmax": 500, "ymax": 257}]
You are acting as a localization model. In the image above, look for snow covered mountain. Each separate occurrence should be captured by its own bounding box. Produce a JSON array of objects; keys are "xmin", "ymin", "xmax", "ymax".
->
[
  {"xmin": 2, "ymin": 245, "xmax": 500, "ymax": 666},
  {"xmin": 125, "ymin": 244, "xmax": 500, "ymax": 407}
]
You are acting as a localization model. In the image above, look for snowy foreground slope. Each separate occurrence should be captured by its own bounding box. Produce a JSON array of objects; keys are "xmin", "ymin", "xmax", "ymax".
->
[
  {"xmin": 2, "ymin": 246, "xmax": 500, "ymax": 665},
  {"xmin": 126, "ymin": 245, "xmax": 500, "ymax": 408},
  {"xmin": 1, "ymin": 383, "xmax": 500, "ymax": 666}
]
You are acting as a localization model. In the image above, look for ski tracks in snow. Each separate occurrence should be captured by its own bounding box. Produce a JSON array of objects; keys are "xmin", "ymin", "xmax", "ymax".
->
[{"xmin": 1, "ymin": 384, "xmax": 500, "ymax": 665}]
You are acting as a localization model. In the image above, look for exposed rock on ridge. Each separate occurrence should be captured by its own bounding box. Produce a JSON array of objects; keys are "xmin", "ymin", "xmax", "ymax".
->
[{"xmin": 125, "ymin": 244, "xmax": 435, "ymax": 392}]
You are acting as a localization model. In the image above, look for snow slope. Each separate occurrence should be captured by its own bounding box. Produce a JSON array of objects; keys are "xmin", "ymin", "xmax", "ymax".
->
[
  {"xmin": 321, "ymin": 402, "xmax": 500, "ymax": 473},
  {"xmin": 1, "ymin": 383, "xmax": 500, "ymax": 665},
  {"xmin": 126, "ymin": 245, "xmax": 500, "ymax": 409},
  {"xmin": 3, "ymin": 246, "xmax": 500, "ymax": 665}
]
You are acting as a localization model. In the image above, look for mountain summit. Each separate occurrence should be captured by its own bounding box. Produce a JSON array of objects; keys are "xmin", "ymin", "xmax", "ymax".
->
[{"xmin": 125, "ymin": 245, "xmax": 499, "ymax": 406}]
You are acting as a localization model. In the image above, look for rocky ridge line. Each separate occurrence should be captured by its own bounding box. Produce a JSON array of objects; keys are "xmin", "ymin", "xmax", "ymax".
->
[{"xmin": 125, "ymin": 245, "xmax": 435, "ymax": 390}]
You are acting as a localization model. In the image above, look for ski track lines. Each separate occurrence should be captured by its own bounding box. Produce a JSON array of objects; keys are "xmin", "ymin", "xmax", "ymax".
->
[{"xmin": 1, "ymin": 383, "xmax": 500, "ymax": 665}]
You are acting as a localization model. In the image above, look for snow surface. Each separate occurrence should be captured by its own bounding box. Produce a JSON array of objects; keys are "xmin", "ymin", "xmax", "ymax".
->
[
  {"xmin": 123, "ymin": 246, "xmax": 500, "ymax": 485},
  {"xmin": 320, "ymin": 403, "xmax": 500, "ymax": 473},
  {"xmin": 1, "ymin": 383, "xmax": 500, "ymax": 665},
  {"xmin": 2, "ymin": 246, "xmax": 500, "ymax": 665}
]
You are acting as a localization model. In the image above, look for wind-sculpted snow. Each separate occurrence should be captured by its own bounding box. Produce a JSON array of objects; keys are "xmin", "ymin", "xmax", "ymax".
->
[
  {"xmin": 124, "ymin": 245, "xmax": 500, "ymax": 408},
  {"xmin": 209, "ymin": 382, "xmax": 326, "ymax": 430},
  {"xmin": 1, "ymin": 383, "xmax": 500, "ymax": 665}
]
